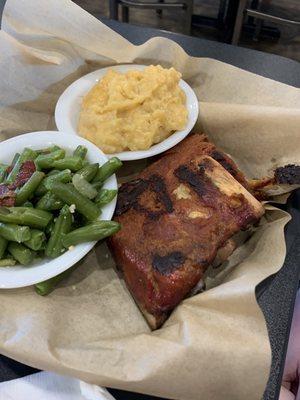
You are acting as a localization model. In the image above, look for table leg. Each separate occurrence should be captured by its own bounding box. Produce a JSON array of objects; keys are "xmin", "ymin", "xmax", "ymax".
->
[
  {"xmin": 156, "ymin": 0, "xmax": 164, "ymax": 17},
  {"xmin": 252, "ymin": 0, "xmax": 267, "ymax": 41},
  {"xmin": 183, "ymin": 0, "xmax": 193, "ymax": 35},
  {"xmin": 109, "ymin": 0, "xmax": 119, "ymax": 20},
  {"xmin": 221, "ymin": 0, "xmax": 241, "ymax": 43},
  {"xmin": 253, "ymin": 19, "xmax": 263, "ymax": 40},
  {"xmin": 121, "ymin": 5, "xmax": 129, "ymax": 23},
  {"xmin": 231, "ymin": 0, "xmax": 247, "ymax": 44}
]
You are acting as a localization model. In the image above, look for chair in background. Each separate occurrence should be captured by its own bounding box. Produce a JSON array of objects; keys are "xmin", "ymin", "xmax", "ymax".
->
[
  {"xmin": 109, "ymin": 0, "xmax": 194, "ymax": 35},
  {"xmin": 232, "ymin": 0, "xmax": 300, "ymax": 45}
]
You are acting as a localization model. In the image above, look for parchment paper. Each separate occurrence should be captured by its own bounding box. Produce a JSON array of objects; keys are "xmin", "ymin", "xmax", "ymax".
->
[{"xmin": 0, "ymin": 1, "xmax": 299, "ymax": 399}]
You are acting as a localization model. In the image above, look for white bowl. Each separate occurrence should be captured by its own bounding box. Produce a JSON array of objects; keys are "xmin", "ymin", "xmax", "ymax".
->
[
  {"xmin": 55, "ymin": 64, "xmax": 199, "ymax": 161},
  {"xmin": 0, "ymin": 131, "xmax": 117, "ymax": 289}
]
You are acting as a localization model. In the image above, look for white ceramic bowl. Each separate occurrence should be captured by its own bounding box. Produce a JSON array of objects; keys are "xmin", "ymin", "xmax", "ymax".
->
[
  {"xmin": 55, "ymin": 64, "xmax": 199, "ymax": 161},
  {"xmin": 0, "ymin": 131, "xmax": 117, "ymax": 289}
]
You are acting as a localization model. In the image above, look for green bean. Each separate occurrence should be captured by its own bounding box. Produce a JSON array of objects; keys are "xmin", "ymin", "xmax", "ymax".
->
[
  {"xmin": 0, "ymin": 207, "xmax": 53, "ymax": 229},
  {"xmin": 18, "ymin": 147, "xmax": 37, "ymax": 161},
  {"xmin": 15, "ymin": 171, "xmax": 45, "ymax": 206},
  {"xmin": 72, "ymin": 174, "xmax": 97, "ymax": 199},
  {"xmin": 36, "ymin": 192, "xmax": 64, "ymax": 211},
  {"xmin": 95, "ymin": 189, "xmax": 117, "ymax": 207},
  {"xmin": 73, "ymin": 145, "xmax": 87, "ymax": 160},
  {"xmin": 47, "ymin": 169, "xmax": 60, "ymax": 176},
  {"xmin": 62, "ymin": 220, "xmax": 120, "ymax": 247},
  {"xmin": 49, "ymin": 145, "xmax": 62, "ymax": 152},
  {"xmin": 0, "ymin": 236, "xmax": 8, "ymax": 258},
  {"xmin": 6, "ymin": 148, "xmax": 38, "ymax": 184},
  {"xmin": 45, "ymin": 205, "xmax": 72, "ymax": 258},
  {"xmin": 52, "ymin": 157, "xmax": 83, "ymax": 172},
  {"xmin": 4, "ymin": 153, "xmax": 19, "ymax": 185},
  {"xmin": 0, "ymin": 223, "xmax": 31, "ymax": 243},
  {"xmin": 0, "ymin": 164, "xmax": 8, "ymax": 184},
  {"xmin": 8, "ymin": 242, "xmax": 35, "ymax": 265},
  {"xmin": 35, "ymin": 149, "xmax": 65, "ymax": 169},
  {"xmin": 49, "ymin": 182, "xmax": 100, "ymax": 221},
  {"xmin": 45, "ymin": 220, "xmax": 55, "ymax": 237},
  {"xmin": 72, "ymin": 212, "xmax": 89, "ymax": 230},
  {"xmin": 36, "ymin": 169, "xmax": 72, "ymax": 197},
  {"xmin": 23, "ymin": 201, "xmax": 33, "ymax": 208},
  {"xmin": 92, "ymin": 157, "xmax": 122, "ymax": 184},
  {"xmin": 24, "ymin": 229, "xmax": 46, "ymax": 251},
  {"xmin": 92, "ymin": 181, "xmax": 103, "ymax": 190},
  {"xmin": 0, "ymin": 258, "xmax": 17, "ymax": 267},
  {"xmin": 36, "ymin": 145, "xmax": 61, "ymax": 155},
  {"xmin": 11, "ymin": 153, "xmax": 20, "ymax": 167},
  {"xmin": 75, "ymin": 163, "xmax": 99, "ymax": 182},
  {"xmin": 35, "ymin": 265, "xmax": 76, "ymax": 295}
]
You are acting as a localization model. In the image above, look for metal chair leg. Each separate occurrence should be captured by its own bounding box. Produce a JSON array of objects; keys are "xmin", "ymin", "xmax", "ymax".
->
[
  {"xmin": 253, "ymin": 0, "xmax": 266, "ymax": 41},
  {"xmin": 121, "ymin": 5, "xmax": 129, "ymax": 22},
  {"xmin": 183, "ymin": 0, "xmax": 193, "ymax": 35},
  {"xmin": 232, "ymin": 0, "xmax": 248, "ymax": 44},
  {"xmin": 156, "ymin": 0, "xmax": 164, "ymax": 17},
  {"xmin": 253, "ymin": 19, "xmax": 263, "ymax": 40},
  {"xmin": 109, "ymin": 0, "xmax": 119, "ymax": 20}
]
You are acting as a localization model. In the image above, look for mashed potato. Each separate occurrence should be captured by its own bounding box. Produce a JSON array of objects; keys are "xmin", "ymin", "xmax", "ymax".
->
[{"xmin": 78, "ymin": 65, "xmax": 188, "ymax": 153}]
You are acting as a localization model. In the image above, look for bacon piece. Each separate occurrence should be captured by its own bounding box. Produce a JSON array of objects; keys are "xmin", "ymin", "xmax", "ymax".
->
[
  {"xmin": 6, "ymin": 165, "xmax": 13, "ymax": 174},
  {"xmin": 10, "ymin": 160, "xmax": 36, "ymax": 189},
  {"xmin": 0, "ymin": 184, "xmax": 16, "ymax": 207},
  {"xmin": 0, "ymin": 160, "xmax": 36, "ymax": 207}
]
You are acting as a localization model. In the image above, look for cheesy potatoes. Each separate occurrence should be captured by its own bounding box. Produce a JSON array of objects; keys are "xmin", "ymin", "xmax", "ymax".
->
[{"xmin": 78, "ymin": 65, "xmax": 188, "ymax": 153}]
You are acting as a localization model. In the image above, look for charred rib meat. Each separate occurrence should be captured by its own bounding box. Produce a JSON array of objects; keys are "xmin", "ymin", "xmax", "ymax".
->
[{"xmin": 108, "ymin": 134, "xmax": 264, "ymax": 329}]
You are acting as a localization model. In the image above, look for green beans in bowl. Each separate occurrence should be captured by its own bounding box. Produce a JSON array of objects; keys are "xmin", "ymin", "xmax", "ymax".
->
[{"xmin": 0, "ymin": 131, "xmax": 121, "ymax": 290}]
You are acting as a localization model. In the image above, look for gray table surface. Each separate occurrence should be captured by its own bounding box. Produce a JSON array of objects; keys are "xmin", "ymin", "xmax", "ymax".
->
[
  {"xmin": 0, "ymin": 5, "xmax": 299, "ymax": 400},
  {"xmin": 103, "ymin": 17, "xmax": 300, "ymax": 88}
]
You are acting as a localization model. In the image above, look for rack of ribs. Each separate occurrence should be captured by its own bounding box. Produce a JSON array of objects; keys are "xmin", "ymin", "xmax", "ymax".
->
[{"xmin": 108, "ymin": 134, "xmax": 265, "ymax": 329}]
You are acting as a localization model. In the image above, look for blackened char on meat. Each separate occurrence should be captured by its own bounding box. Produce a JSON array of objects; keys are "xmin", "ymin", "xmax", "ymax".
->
[
  {"xmin": 116, "ymin": 174, "xmax": 173, "ymax": 220},
  {"xmin": 211, "ymin": 150, "xmax": 239, "ymax": 179},
  {"xmin": 152, "ymin": 252, "xmax": 186, "ymax": 275},
  {"xmin": 274, "ymin": 164, "xmax": 300, "ymax": 185},
  {"xmin": 174, "ymin": 164, "xmax": 214, "ymax": 198}
]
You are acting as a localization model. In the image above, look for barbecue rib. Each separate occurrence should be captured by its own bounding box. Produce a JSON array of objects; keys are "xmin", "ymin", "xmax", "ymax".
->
[
  {"xmin": 249, "ymin": 163, "xmax": 300, "ymax": 198},
  {"xmin": 108, "ymin": 134, "xmax": 265, "ymax": 329}
]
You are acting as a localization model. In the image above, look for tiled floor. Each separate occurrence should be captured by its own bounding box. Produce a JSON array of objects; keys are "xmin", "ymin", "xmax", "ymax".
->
[{"xmin": 74, "ymin": 0, "xmax": 300, "ymax": 62}]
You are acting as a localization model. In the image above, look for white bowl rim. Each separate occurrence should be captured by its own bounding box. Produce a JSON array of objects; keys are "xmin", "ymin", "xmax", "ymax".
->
[
  {"xmin": 55, "ymin": 64, "xmax": 199, "ymax": 161},
  {"xmin": 0, "ymin": 131, "xmax": 117, "ymax": 289}
]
